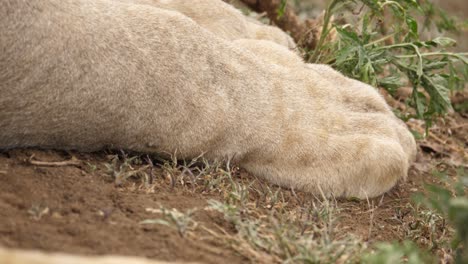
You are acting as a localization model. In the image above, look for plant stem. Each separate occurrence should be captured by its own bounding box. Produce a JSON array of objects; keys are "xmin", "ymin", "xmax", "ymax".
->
[
  {"xmin": 309, "ymin": 0, "xmax": 340, "ymax": 63},
  {"xmin": 378, "ymin": 43, "xmax": 424, "ymax": 76},
  {"xmin": 364, "ymin": 33, "xmax": 396, "ymax": 47},
  {"xmin": 395, "ymin": 52, "xmax": 468, "ymax": 62}
]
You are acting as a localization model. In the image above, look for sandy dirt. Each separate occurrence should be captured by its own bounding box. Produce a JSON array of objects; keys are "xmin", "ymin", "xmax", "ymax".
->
[{"xmin": 0, "ymin": 150, "xmax": 247, "ymax": 263}]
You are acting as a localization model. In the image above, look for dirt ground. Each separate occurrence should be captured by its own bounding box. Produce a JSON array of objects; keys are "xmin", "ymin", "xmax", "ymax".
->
[
  {"xmin": 0, "ymin": 105, "xmax": 466, "ymax": 263},
  {"xmin": 0, "ymin": 149, "xmax": 249, "ymax": 263}
]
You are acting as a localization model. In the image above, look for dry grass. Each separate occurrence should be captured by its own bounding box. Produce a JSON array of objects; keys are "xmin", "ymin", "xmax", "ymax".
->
[{"xmin": 99, "ymin": 145, "xmax": 465, "ymax": 263}]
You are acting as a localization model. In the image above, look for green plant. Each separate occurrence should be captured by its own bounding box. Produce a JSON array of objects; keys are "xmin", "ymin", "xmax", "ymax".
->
[
  {"xmin": 104, "ymin": 153, "xmax": 150, "ymax": 186},
  {"xmin": 308, "ymin": 0, "xmax": 467, "ymax": 130},
  {"xmin": 206, "ymin": 191, "xmax": 366, "ymax": 263},
  {"xmin": 140, "ymin": 206, "xmax": 198, "ymax": 237},
  {"xmin": 277, "ymin": 0, "xmax": 288, "ymax": 19},
  {"xmin": 158, "ymin": 152, "xmax": 236, "ymax": 192},
  {"xmin": 28, "ymin": 204, "xmax": 50, "ymax": 221},
  {"xmin": 414, "ymin": 166, "xmax": 468, "ymax": 264},
  {"xmin": 418, "ymin": 0, "xmax": 463, "ymax": 33},
  {"xmin": 365, "ymin": 166, "xmax": 467, "ymax": 264},
  {"xmin": 406, "ymin": 207, "xmax": 449, "ymax": 250},
  {"xmin": 85, "ymin": 161, "xmax": 97, "ymax": 173},
  {"xmin": 362, "ymin": 241, "xmax": 432, "ymax": 264}
]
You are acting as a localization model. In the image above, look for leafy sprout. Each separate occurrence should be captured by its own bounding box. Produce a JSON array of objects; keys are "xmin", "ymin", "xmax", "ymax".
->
[{"xmin": 307, "ymin": 0, "xmax": 467, "ymax": 132}]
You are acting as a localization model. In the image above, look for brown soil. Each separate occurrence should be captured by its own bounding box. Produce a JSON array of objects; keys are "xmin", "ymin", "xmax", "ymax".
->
[
  {"xmin": 0, "ymin": 104, "xmax": 465, "ymax": 263},
  {"xmin": 0, "ymin": 149, "xmax": 246, "ymax": 264}
]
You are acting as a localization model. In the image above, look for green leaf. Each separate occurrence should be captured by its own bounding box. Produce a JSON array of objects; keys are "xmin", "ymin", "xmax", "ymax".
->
[
  {"xmin": 412, "ymin": 90, "xmax": 426, "ymax": 119},
  {"xmin": 424, "ymin": 60, "xmax": 448, "ymax": 70},
  {"xmin": 421, "ymin": 74, "xmax": 452, "ymax": 113},
  {"xmin": 429, "ymin": 37, "xmax": 457, "ymax": 47},
  {"xmin": 276, "ymin": 0, "xmax": 288, "ymax": 19},
  {"xmin": 378, "ymin": 75, "xmax": 403, "ymax": 90},
  {"xmin": 335, "ymin": 45, "xmax": 357, "ymax": 65},
  {"xmin": 336, "ymin": 27, "xmax": 361, "ymax": 44},
  {"xmin": 406, "ymin": 16, "xmax": 419, "ymax": 38}
]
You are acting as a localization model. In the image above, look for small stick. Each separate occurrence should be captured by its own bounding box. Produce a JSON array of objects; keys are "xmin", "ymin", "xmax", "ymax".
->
[
  {"xmin": 449, "ymin": 123, "xmax": 468, "ymax": 129},
  {"xmin": 28, "ymin": 154, "xmax": 81, "ymax": 167},
  {"xmin": 145, "ymin": 155, "xmax": 154, "ymax": 184},
  {"xmin": 428, "ymin": 133, "xmax": 461, "ymax": 153}
]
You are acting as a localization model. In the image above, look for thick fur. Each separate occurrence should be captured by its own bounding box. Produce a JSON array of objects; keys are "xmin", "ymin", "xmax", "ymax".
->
[
  {"xmin": 0, "ymin": 0, "xmax": 416, "ymax": 198},
  {"xmin": 118, "ymin": 0, "xmax": 296, "ymax": 48}
]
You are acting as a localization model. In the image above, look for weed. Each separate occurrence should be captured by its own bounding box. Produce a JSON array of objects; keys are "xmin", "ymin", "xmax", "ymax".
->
[
  {"xmin": 362, "ymin": 241, "xmax": 432, "ymax": 264},
  {"xmin": 414, "ymin": 166, "xmax": 468, "ymax": 263},
  {"xmin": 27, "ymin": 204, "xmax": 49, "ymax": 221},
  {"xmin": 209, "ymin": 197, "xmax": 367, "ymax": 263},
  {"xmin": 104, "ymin": 153, "xmax": 150, "ymax": 186},
  {"xmin": 140, "ymin": 206, "xmax": 198, "ymax": 238},
  {"xmin": 306, "ymin": 0, "xmax": 467, "ymax": 130},
  {"xmin": 157, "ymin": 152, "xmax": 235, "ymax": 192},
  {"xmin": 402, "ymin": 204, "xmax": 452, "ymax": 252},
  {"xmin": 85, "ymin": 161, "xmax": 97, "ymax": 173},
  {"xmin": 205, "ymin": 179, "xmax": 367, "ymax": 263},
  {"xmin": 100, "ymin": 150, "xmax": 465, "ymax": 262}
]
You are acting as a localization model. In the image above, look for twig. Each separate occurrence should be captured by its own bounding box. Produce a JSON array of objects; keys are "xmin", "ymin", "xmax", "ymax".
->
[
  {"xmin": 28, "ymin": 154, "xmax": 81, "ymax": 167},
  {"xmin": 363, "ymin": 193, "xmax": 380, "ymax": 241},
  {"xmin": 145, "ymin": 155, "xmax": 154, "ymax": 184},
  {"xmin": 310, "ymin": 0, "xmax": 340, "ymax": 62},
  {"xmin": 428, "ymin": 133, "xmax": 462, "ymax": 153},
  {"xmin": 449, "ymin": 123, "xmax": 468, "ymax": 129}
]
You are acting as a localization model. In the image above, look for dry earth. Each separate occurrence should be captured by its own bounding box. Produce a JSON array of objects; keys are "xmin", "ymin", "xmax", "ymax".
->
[{"xmin": 0, "ymin": 104, "xmax": 466, "ymax": 262}]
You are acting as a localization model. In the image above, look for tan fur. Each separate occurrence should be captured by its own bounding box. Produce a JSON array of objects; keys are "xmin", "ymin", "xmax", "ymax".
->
[
  {"xmin": 233, "ymin": 39, "xmax": 304, "ymax": 68},
  {"xmin": 0, "ymin": 247, "xmax": 194, "ymax": 264},
  {"xmin": 117, "ymin": 0, "xmax": 296, "ymax": 48},
  {"xmin": 0, "ymin": 0, "xmax": 416, "ymax": 198}
]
